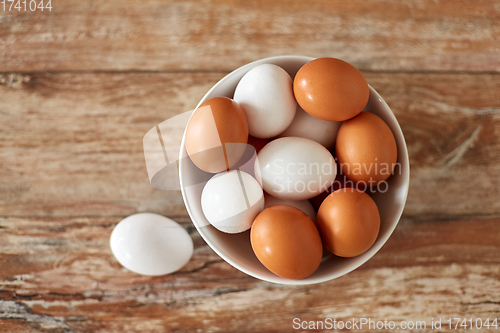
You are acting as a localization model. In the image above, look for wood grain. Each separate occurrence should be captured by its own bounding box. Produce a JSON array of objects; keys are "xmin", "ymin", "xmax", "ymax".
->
[
  {"xmin": 0, "ymin": 71, "xmax": 223, "ymax": 218},
  {"xmin": 0, "ymin": 215, "xmax": 499, "ymax": 332},
  {"xmin": 1, "ymin": 71, "xmax": 499, "ymax": 219},
  {"xmin": 1, "ymin": 0, "xmax": 500, "ymax": 72},
  {"xmin": 2, "ymin": 3, "xmax": 500, "ymax": 330}
]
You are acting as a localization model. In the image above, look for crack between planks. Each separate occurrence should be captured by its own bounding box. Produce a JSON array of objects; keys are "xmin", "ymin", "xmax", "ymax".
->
[
  {"xmin": 0, "ymin": 69, "xmax": 500, "ymax": 75},
  {"xmin": 3, "ymin": 213, "xmax": 500, "ymax": 221},
  {"xmin": 213, "ymin": 286, "xmax": 251, "ymax": 296},
  {"xmin": 12, "ymin": 291, "xmax": 95, "ymax": 300},
  {"xmin": 0, "ymin": 69, "xmax": 229, "ymax": 75},
  {"xmin": 170, "ymin": 259, "xmax": 224, "ymax": 275},
  {"xmin": 461, "ymin": 301, "xmax": 500, "ymax": 306},
  {"xmin": 0, "ymin": 215, "xmax": 192, "ymax": 220},
  {"xmin": 403, "ymin": 212, "xmax": 500, "ymax": 223}
]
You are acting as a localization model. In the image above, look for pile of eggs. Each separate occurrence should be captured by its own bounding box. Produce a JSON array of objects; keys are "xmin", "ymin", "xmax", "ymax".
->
[{"xmin": 185, "ymin": 58, "xmax": 398, "ymax": 280}]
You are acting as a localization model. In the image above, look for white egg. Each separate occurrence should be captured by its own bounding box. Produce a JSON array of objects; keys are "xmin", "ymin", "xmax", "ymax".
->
[
  {"xmin": 201, "ymin": 170, "xmax": 264, "ymax": 234},
  {"xmin": 264, "ymin": 192, "xmax": 317, "ymax": 223},
  {"xmin": 233, "ymin": 64, "xmax": 297, "ymax": 139},
  {"xmin": 279, "ymin": 106, "xmax": 342, "ymax": 149},
  {"xmin": 110, "ymin": 213, "xmax": 193, "ymax": 276},
  {"xmin": 255, "ymin": 137, "xmax": 337, "ymax": 200}
]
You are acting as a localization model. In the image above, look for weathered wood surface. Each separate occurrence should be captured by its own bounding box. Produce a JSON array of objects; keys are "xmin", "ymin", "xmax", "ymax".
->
[
  {"xmin": 2, "ymin": 0, "xmax": 500, "ymax": 331},
  {"xmin": 1, "ymin": 70, "xmax": 499, "ymax": 332},
  {"xmin": 0, "ymin": 215, "xmax": 499, "ymax": 332},
  {"xmin": 1, "ymin": 0, "xmax": 500, "ymax": 72},
  {"xmin": 1, "ymin": 72, "xmax": 499, "ymax": 219}
]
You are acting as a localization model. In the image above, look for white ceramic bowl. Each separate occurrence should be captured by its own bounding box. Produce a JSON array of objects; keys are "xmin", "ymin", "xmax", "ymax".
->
[{"xmin": 179, "ymin": 55, "xmax": 410, "ymax": 285}]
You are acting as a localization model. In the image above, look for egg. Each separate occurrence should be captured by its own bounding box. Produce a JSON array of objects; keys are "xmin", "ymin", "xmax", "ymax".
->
[
  {"xmin": 264, "ymin": 192, "xmax": 316, "ymax": 223},
  {"xmin": 316, "ymin": 189, "xmax": 380, "ymax": 257},
  {"xmin": 247, "ymin": 136, "xmax": 269, "ymax": 154},
  {"xmin": 201, "ymin": 170, "xmax": 264, "ymax": 234},
  {"xmin": 293, "ymin": 58, "xmax": 369, "ymax": 121},
  {"xmin": 185, "ymin": 97, "xmax": 248, "ymax": 173},
  {"xmin": 279, "ymin": 105, "xmax": 341, "ymax": 149},
  {"xmin": 336, "ymin": 112, "xmax": 397, "ymax": 185},
  {"xmin": 254, "ymin": 137, "xmax": 336, "ymax": 200},
  {"xmin": 234, "ymin": 64, "xmax": 297, "ymax": 138},
  {"xmin": 250, "ymin": 205, "xmax": 323, "ymax": 279},
  {"xmin": 110, "ymin": 213, "xmax": 193, "ymax": 276}
]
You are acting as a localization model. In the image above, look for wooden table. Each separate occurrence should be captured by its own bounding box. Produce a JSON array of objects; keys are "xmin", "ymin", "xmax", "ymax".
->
[{"xmin": 1, "ymin": 1, "xmax": 499, "ymax": 332}]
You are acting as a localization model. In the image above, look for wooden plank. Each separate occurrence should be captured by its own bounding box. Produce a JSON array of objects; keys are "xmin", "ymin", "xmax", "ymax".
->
[
  {"xmin": 1, "ymin": 0, "xmax": 500, "ymax": 72},
  {"xmin": 1, "ymin": 71, "xmax": 499, "ymax": 219},
  {"xmin": 0, "ymin": 215, "xmax": 499, "ymax": 332},
  {"xmin": 0, "ymin": 71, "xmax": 226, "ymax": 218}
]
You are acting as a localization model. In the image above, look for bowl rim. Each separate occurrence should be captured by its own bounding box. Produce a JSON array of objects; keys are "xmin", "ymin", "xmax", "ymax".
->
[{"xmin": 178, "ymin": 55, "xmax": 410, "ymax": 285}]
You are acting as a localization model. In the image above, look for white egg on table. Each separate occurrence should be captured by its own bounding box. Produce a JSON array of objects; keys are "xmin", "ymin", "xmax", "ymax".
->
[
  {"xmin": 264, "ymin": 192, "xmax": 317, "ymax": 223},
  {"xmin": 201, "ymin": 170, "xmax": 264, "ymax": 234},
  {"xmin": 109, "ymin": 213, "xmax": 193, "ymax": 276},
  {"xmin": 233, "ymin": 64, "xmax": 297, "ymax": 139},
  {"xmin": 279, "ymin": 106, "xmax": 342, "ymax": 149},
  {"xmin": 254, "ymin": 137, "xmax": 337, "ymax": 200}
]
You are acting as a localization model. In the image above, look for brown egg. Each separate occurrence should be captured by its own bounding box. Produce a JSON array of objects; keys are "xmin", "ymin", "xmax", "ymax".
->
[
  {"xmin": 293, "ymin": 58, "xmax": 369, "ymax": 122},
  {"xmin": 250, "ymin": 205, "xmax": 322, "ymax": 279},
  {"xmin": 335, "ymin": 112, "xmax": 397, "ymax": 185},
  {"xmin": 185, "ymin": 97, "xmax": 248, "ymax": 173},
  {"xmin": 247, "ymin": 136, "xmax": 269, "ymax": 154},
  {"xmin": 317, "ymin": 189, "xmax": 380, "ymax": 257}
]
